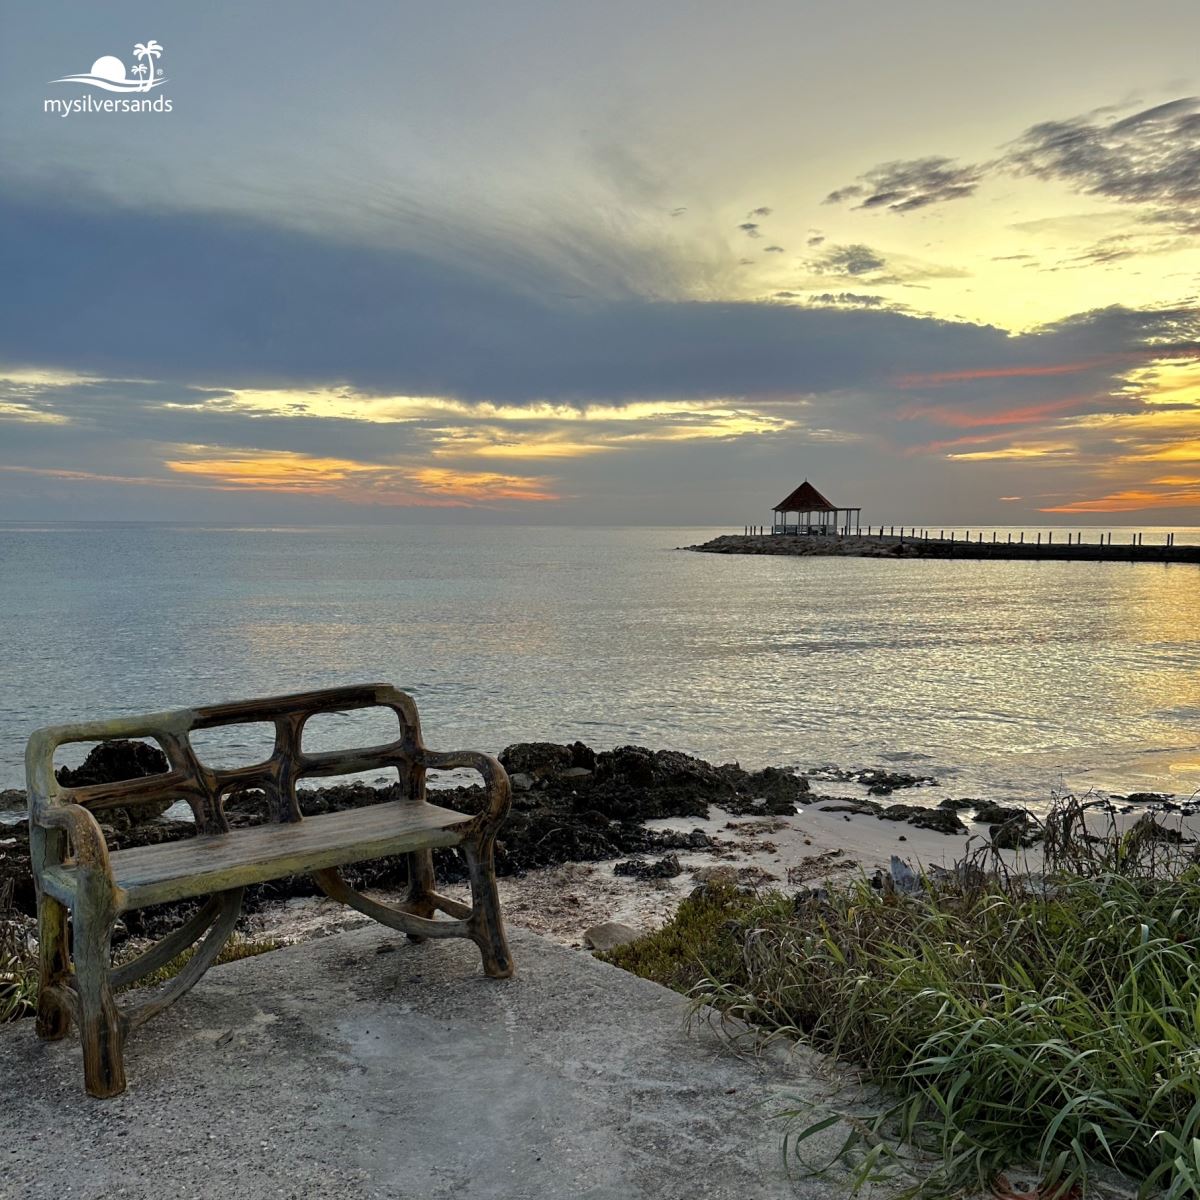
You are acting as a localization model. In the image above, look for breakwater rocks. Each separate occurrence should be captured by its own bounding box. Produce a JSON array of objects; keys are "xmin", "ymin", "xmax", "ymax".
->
[{"xmin": 687, "ymin": 532, "xmax": 1200, "ymax": 564}]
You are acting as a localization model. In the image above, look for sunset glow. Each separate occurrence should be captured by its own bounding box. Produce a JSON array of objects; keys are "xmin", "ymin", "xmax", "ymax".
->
[{"xmin": 2, "ymin": 10, "xmax": 1200, "ymax": 523}]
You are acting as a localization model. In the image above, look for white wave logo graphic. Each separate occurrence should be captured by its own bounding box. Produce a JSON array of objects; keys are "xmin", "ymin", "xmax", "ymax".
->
[{"xmin": 52, "ymin": 41, "xmax": 166, "ymax": 93}]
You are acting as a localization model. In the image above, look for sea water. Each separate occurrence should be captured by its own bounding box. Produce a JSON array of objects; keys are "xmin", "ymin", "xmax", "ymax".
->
[{"xmin": 1, "ymin": 522, "xmax": 1198, "ymax": 806}]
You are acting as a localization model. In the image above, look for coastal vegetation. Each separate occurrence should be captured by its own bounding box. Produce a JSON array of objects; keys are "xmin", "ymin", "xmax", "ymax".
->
[{"xmin": 605, "ymin": 797, "xmax": 1200, "ymax": 1197}]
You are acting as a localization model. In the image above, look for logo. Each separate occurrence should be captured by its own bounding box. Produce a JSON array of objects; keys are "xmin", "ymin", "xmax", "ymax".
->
[{"xmin": 45, "ymin": 41, "xmax": 172, "ymax": 117}]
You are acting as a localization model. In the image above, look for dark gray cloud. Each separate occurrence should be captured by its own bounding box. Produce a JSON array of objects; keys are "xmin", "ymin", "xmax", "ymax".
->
[
  {"xmin": 824, "ymin": 97, "xmax": 1200, "ymax": 233},
  {"xmin": 810, "ymin": 243, "xmax": 887, "ymax": 276},
  {"xmin": 763, "ymin": 244, "xmax": 785, "ymax": 253},
  {"xmin": 1006, "ymin": 97, "xmax": 1200, "ymax": 230},
  {"xmin": 2, "ymin": 185, "xmax": 1197, "ymax": 507},
  {"xmin": 737, "ymin": 222, "xmax": 762, "ymax": 238},
  {"xmin": 806, "ymin": 292, "xmax": 889, "ymax": 308},
  {"xmin": 824, "ymin": 156, "xmax": 985, "ymax": 212},
  {"xmin": 747, "ymin": 206, "xmax": 772, "ymax": 218},
  {"xmin": 806, "ymin": 234, "xmax": 825, "ymax": 247}
]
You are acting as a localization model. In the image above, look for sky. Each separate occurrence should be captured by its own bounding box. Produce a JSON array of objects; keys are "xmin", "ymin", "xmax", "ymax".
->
[{"xmin": 1, "ymin": 0, "xmax": 1198, "ymax": 525}]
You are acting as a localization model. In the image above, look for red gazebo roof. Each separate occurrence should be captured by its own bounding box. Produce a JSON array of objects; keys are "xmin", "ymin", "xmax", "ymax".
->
[{"xmin": 773, "ymin": 480, "xmax": 838, "ymax": 512}]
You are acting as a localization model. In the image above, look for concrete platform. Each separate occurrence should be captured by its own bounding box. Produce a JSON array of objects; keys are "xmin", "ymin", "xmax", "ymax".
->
[{"xmin": 0, "ymin": 926, "xmax": 870, "ymax": 1200}]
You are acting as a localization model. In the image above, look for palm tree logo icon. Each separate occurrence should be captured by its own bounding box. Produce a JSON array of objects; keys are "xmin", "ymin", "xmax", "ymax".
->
[
  {"xmin": 52, "ymin": 40, "xmax": 167, "ymax": 93},
  {"xmin": 132, "ymin": 41, "xmax": 163, "ymax": 92}
]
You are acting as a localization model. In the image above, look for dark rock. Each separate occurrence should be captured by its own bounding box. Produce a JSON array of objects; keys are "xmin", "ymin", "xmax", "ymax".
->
[
  {"xmin": 858, "ymin": 768, "xmax": 937, "ymax": 794},
  {"xmin": 510, "ymin": 772, "xmax": 534, "ymax": 793},
  {"xmin": 815, "ymin": 798, "xmax": 882, "ymax": 816},
  {"xmin": 1129, "ymin": 815, "xmax": 1193, "ymax": 845},
  {"xmin": 938, "ymin": 798, "xmax": 975, "ymax": 810},
  {"xmin": 54, "ymin": 739, "xmax": 173, "ymax": 828},
  {"xmin": 592, "ymin": 746, "xmax": 728, "ymax": 818},
  {"xmin": 499, "ymin": 742, "xmax": 574, "ymax": 779},
  {"xmin": 727, "ymin": 765, "xmax": 810, "ymax": 815},
  {"xmin": 973, "ymin": 802, "xmax": 1028, "ymax": 826},
  {"xmin": 1125, "ymin": 792, "xmax": 1171, "ymax": 805},
  {"xmin": 989, "ymin": 816, "xmax": 1041, "ymax": 850},
  {"xmin": 613, "ymin": 855, "xmax": 683, "ymax": 880},
  {"xmin": 0, "ymin": 789, "xmax": 26, "ymax": 813},
  {"xmin": 880, "ymin": 804, "xmax": 966, "ymax": 834}
]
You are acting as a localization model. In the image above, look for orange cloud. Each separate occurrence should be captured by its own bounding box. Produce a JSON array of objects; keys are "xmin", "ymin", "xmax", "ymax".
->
[
  {"xmin": 1121, "ymin": 439, "xmax": 1200, "ymax": 463},
  {"xmin": 897, "ymin": 394, "xmax": 1092, "ymax": 428},
  {"xmin": 408, "ymin": 467, "xmax": 560, "ymax": 502},
  {"xmin": 945, "ymin": 445, "xmax": 1074, "ymax": 461},
  {"xmin": 894, "ymin": 358, "xmax": 1125, "ymax": 387},
  {"xmin": 166, "ymin": 453, "xmax": 372, "ymax": 492},
  {"xmin": 1040, "ymin": 486, "xmax": 1200, "ymax": 513},
  {"xmin": 164, "ymin": 451, "xmax": 561, "ymax": 506}
]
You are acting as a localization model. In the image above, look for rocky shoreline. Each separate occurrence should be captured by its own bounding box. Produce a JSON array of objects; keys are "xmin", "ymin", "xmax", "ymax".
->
[{"xmin": 1, "ymin": 739, "xmax": 1192, "ymax": 952}]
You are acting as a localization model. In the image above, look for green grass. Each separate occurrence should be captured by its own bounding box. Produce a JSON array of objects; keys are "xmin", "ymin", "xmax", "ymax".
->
[
  {"xmin": 606, "ymin": 801, "xmax": 1200, "ymax": 1198},
  {"xmin": 0, "ymin": 943, "xmax": 38, "ymax": 1023},
  {"xmin": 601, "ymin": 881, "xmax": 756, "ymax": 994},
  {"xmin": 0, "ymin": 882, "xmax": 38, "ymax": 1023}
]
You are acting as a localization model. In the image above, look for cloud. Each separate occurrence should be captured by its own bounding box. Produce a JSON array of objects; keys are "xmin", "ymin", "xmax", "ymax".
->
[
  {"xmin": 1007, "ymin": 97, "xmax": 1200, "ymax": 230},
  {"xmin": 763, "ymin": 244, "xmax": 785, "ymax": 253},
  {"xmin": 824, "ymin": 156, "xmax": 986, "ymax": 213},
  {"xmin": 747, "ymin": 206, "xmax": 772, "ymax": 218},
  {"xmin": 810, "ymin": 243, "xmax": 887, "ymax": 276},
  {"xmin": 824, "ymin": 96, "xmax": 1200, "ymax": 235},
  {"xmin": 2, "ymin": 186, "xmax": 1200, "ymax": 517},
  {"xmin": 804, "ymin": 292, "xmax": 889, "ymax": 309},
  {"xmin": 737, "ymin": 222, "xmax": 762, "ymax": 238},
  {"xmin": 806, "ymin": 234, "xmax": 825, "ymax": 247},
  {"xmin": 804, "ymin": 242, "xmax": 968, "ymax": 285}
]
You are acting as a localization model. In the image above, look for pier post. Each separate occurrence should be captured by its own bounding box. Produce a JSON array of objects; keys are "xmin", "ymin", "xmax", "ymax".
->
[{"xmin": 1020, "ymin": 532, "xmax": 1024, "ymax": 544}]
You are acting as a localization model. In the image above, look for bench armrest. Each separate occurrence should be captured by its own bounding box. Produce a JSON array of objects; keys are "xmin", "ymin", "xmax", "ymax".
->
[
  {"xmin": 424, "ymin": 749, "xmax": 511, "ymax": 834},
  {"xmin": 32, "ymin": 801, "xmax": 114, "ymax": 876}
]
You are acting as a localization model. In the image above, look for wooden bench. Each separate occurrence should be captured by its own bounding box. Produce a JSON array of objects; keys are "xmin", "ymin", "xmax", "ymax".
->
[{"xmin": 25, "ymin": 683, "xmax": 514, "ymax": 1098}]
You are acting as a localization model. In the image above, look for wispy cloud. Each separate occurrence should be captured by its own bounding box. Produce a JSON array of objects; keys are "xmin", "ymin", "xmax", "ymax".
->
[
  {"xmin": 825, "ymin": 96, "xmax": 1200, "ymax": 240},
  {"xmin": 825, "ymin": 156, "xmax": 986, "ymax": 212}
]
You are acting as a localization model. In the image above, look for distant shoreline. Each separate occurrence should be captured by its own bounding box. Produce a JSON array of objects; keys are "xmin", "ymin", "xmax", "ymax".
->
[{"xmin": 687, "ymin": 531, "xmax": 1200, "ymax": 564}]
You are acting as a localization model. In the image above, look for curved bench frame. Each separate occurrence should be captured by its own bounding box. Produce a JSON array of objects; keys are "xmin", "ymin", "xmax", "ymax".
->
[{"xmin": 26, "ymin": 683, "xmax": 513, "ymax": 1098}]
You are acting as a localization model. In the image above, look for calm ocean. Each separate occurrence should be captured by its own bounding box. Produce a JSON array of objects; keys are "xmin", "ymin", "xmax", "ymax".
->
[{"xmin": 1, "ymin": 522, "xmax": 1198, "ymax": 804}]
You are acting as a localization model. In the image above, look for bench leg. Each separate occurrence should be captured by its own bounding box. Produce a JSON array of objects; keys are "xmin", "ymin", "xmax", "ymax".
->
[
  {"xmin": 35, "ymin": 895, "xmax": 72, "ymax": 1041},
  {"xmin": 74, "ymin": 905, "xmax": 126, "ymax": 1099},
  {"xmin": 464, "ymin": 839, "xmax": 514, "ymax": 979},
  {"xmin": 401, "ymin": 849, "xmax": 437, "ymax": 942}
]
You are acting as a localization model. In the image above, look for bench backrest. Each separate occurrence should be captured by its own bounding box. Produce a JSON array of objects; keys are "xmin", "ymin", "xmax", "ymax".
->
[{"xmin": 25, "ymin": 684, "xmax": 425, "ymax": 835}]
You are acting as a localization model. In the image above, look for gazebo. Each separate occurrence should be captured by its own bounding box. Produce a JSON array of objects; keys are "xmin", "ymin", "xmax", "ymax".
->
[{"xmin": 772, "ymin": 480, "xmax": 861, "ymax": 535}]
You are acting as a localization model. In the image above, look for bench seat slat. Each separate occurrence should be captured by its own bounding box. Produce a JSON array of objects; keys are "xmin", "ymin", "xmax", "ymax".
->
[{"xmin": 55, "ymin": 801, "xmax": 472, "ymax": 910}]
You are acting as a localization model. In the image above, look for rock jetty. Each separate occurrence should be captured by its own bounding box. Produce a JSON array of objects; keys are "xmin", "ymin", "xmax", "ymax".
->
[{"xmin": 687, "ymin": 532, "xmax": 1200, "ymax": 564}]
